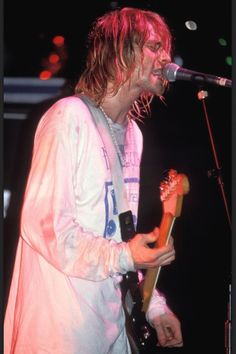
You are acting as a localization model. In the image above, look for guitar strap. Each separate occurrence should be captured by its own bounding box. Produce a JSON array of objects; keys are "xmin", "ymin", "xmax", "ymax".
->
[
  {"xmin": 78, "ymin": 94, "xmax": 135, "ymax": 238},
  {"xmin": 79, "ymin": 94, "xmax": 141, "ymax": 354}
]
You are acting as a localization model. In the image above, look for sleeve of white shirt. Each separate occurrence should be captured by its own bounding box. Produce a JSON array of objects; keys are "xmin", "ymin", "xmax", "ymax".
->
[
  {"xmin": 20, "ymin": 98, "xmax": 135, "ymax": 281},
  {"xmin": 137, "ymin": 270, "xmax": 172, "ymax": 326}
]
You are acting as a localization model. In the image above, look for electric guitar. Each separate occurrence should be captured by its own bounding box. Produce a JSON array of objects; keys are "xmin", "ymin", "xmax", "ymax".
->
[{"xmin": 121, "ymin": 169, "xmax": 190, "ymax": 353}]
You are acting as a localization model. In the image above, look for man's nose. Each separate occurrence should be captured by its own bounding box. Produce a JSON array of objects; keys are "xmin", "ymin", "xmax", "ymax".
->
[{"xmin": 158, "ymin": 49, "xmax": 171, "ymax": 66}]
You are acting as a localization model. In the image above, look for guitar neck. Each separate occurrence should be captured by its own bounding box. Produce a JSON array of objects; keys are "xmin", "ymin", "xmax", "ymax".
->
[
  {"xmin": 141, "ymin": 212, "xmax": 176, "ymax": 313},
  {"xmin": 122, "ymin": 171, "xmax": 189, "ymax": 352}
]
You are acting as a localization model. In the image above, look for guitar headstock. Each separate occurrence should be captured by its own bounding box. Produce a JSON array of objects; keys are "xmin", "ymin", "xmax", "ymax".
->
[{"xmin": 160, "ymin": 169, "xmax": 190, "ymax": 217}]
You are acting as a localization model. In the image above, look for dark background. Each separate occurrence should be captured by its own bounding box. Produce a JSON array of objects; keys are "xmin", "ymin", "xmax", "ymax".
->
[{"xmin": 4, "ymin": 1, "xmax": 232, "ymax": 353}]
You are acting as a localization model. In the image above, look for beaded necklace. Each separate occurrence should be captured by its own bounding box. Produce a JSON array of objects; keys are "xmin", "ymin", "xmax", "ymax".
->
[{"xmin": 99, "ymin": 106, "xmax": 127, "ymax": 167}]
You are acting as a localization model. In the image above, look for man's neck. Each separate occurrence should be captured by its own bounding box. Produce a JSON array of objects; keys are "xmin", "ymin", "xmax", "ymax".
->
[{"xmin": 101, "ymin": 83, "xmax": 140, "ymax": 124}]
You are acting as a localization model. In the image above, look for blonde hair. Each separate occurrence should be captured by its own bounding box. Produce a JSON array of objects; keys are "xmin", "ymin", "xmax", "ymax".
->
[{"xmin": 75, "ymin": 7, "xmax": 172, "ymax": 120}]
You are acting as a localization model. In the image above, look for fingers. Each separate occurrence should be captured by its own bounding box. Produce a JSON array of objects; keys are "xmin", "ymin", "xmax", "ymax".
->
[
  {"xmin": 155, "ymin": 324, "xmax": 167, "ymax": 347},
  {"xmin": 142, "ymin": 230, "xmax": 159, "ymax": 245},
  {"xmin": 168, "ymin": 235, "xmax": 174, "ymax": 245},
  {"xmin": 149, "ymin": 238, "xmax": 175, "ymax": 264},
  {"xmin": 128, "ymin": 230, "xmax": 176, "ymax": 269},
  {"xmin": 153, "ymin": 227, "xmax": 159, "ymax": 237},
  {"xmin": 155, "ymin": 324, "xmax": 183, "ymax": 347},
  {"xmin": 154, "ymin": 314, "xmax": 183, "ymax": 348},
  {"xmin": 148, "ymin": 246, "xmax": 175, "ymax": 266},
  {"xmin": 163, "ymin": 326, "xmax": 183, "ymax": 347},
  {"xmin": 129, "ymin": 244, "xmax": 175, "ymax": 269}
]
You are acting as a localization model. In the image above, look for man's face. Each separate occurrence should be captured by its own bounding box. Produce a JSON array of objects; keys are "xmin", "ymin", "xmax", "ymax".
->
[{"xmin": 131, "ymin": 25, "xmax": 171, "ymax": 97}]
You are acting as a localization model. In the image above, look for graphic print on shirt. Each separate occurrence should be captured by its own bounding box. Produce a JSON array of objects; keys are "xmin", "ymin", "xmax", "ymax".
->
[{"xmin": 103, "ymin": 178, "xmax": 139, "ymax": 238}]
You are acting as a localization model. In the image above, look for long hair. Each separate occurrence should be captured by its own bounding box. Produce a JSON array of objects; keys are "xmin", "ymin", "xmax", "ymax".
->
[{"xmin": 75, "ymin": 7, "xmax": 172, "ymax": 120}]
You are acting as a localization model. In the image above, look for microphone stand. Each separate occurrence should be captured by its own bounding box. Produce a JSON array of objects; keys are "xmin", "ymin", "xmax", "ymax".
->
[{"xmin": 197, "ymin": 89, "xmax": 231, "ymax": 354}]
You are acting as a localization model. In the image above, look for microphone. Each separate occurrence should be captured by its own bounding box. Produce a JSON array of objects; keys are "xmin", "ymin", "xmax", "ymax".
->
[{"xmin": 163, "ymin": 62, "xmax": 232, "ymax": 88}]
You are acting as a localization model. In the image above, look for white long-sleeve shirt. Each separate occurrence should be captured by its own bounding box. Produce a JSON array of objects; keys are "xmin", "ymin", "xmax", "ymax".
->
[{"xmin": 4, "ymin": 96, "xmax": 168, "ymax": 354}]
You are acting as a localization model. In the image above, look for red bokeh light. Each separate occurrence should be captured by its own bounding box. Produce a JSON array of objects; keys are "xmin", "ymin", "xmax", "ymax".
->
[
  {"xmin": 39, "ymin": 70, "xmax": 52, "ymax": 80},
  {"xmin": 52, "ymin": 35, "xmax": 65, "ymax": 47},
  {"xmin": 49, "ymin": 53, "xmax": 60, "ymax": 64}
]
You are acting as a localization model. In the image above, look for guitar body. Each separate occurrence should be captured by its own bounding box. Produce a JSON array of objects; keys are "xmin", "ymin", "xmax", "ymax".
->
[{"xmin": 121, "ymin": 272, "xmax": 158, "ymax": 354}]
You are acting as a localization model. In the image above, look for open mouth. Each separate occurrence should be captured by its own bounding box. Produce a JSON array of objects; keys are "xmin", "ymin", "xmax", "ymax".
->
[
  {"xmin": 152, "ymin": 68, "xmax": 163, "ymax": 77},
  {"xmin": 152, "ymin": 71, "xmax": 165, "ymax": 83},
  {"xmin": 152, "ymin": 69, "xmax": 166, "ymax": 83}
]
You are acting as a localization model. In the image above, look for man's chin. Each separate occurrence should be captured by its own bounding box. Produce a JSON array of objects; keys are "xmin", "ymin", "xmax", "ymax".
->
[{"xmin": 151, "ymin": 84, "xmax": 166, "ymax": 97}]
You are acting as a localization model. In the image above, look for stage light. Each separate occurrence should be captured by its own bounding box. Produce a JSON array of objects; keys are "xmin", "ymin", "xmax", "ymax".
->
[
  {"xmin": 49, "ymin": 53, "xmax": 60, "ymax": 64},
  {"xmin": 4, "ymin": 190, "xmax": 11, "ymax": 218},
  {"xmin": 185, "ymin": 20, "xmax": 197, "ymax": 31},
  {"xmin": 39, "ymin": 70, "xmax": 52, "ymax": 80},
  {"xmin": 174, "ymin": 55, "xmax": 184, "ymax": 67},
  {"xmin": 52, "ymin": 35, "xmax": 65, "ymax": 47},
  {"xmin": 225, "ymin": 56, "xmax": 232, "ymax": 66},
  {"xmin": 218, "ymin": 38, "xmax": 227, "ymax": 46}
]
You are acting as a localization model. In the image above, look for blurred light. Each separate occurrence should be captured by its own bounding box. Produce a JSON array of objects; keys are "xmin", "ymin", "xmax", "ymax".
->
[
  {"xmin": 49, "ymin": 62, "xmax": 62, "ymax": 74},
  {"xmin": 218, "ymin": 38, "xmax": 227, "ymax": 46},
  {"xmin": 225, "ymin": 56, "xmax": 232, "ymax": 66},
  {"xmin": 4, "ymin": 77, "xmax": 66, "ymax": 104},
  {"xmin": 52, "ymin": 35, "xmax": 65, "ymax": 47},
  {"xmin": 174, "ymin": 55, "xmax": 184, "ymax": 66},
  {"xmin": 39, "ymin": 70, "xmax": 52, "ymax": 80},
  {"xmin": 110, "ymin": 1, "xmax": 118, "ymax": 8},
  {"xmin": 4, "ymin": 189, "xmax": 11, "ymax": 218},
  {"xmin": 49, "ymin": 53, "xmax": 60, "ymax": 64},
  {"xmin": 185, "ymin": 20, "xmax": 197, "ymax": 31}
]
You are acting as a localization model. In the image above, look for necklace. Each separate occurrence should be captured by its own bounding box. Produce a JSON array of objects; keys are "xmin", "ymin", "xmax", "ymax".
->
[{"xmin": 99, "ymin": 106, "xmax": 126, "ymax": 167}]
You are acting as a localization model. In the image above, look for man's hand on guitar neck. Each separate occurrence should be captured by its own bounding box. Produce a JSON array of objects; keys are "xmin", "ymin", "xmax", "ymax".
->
[{"xmin": 128, "ymin": 227, "xmax": 175, "ymax": 269}]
